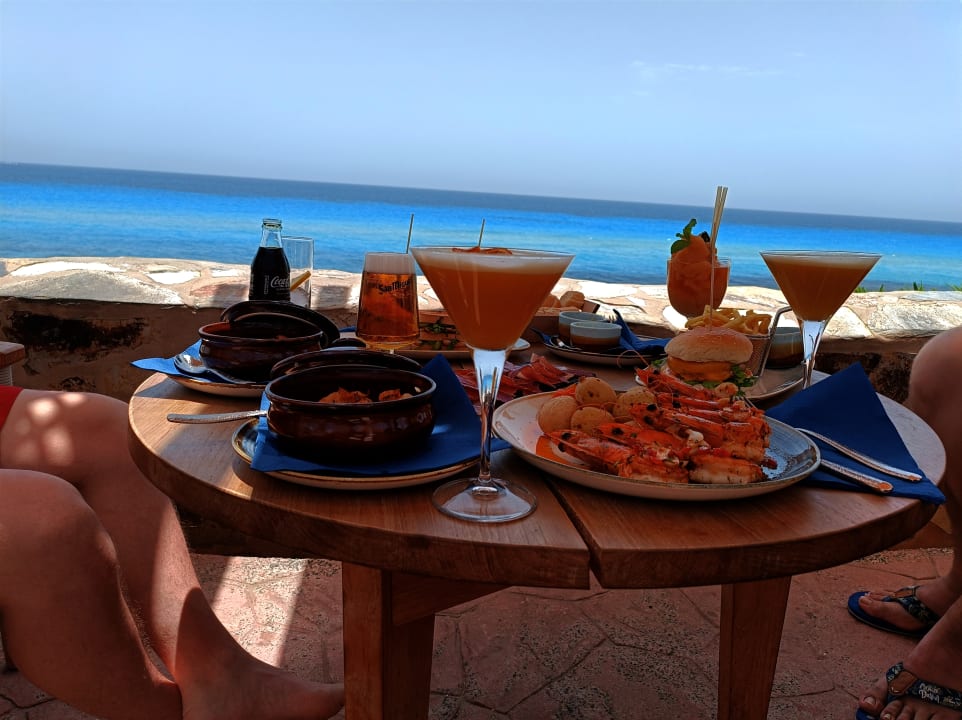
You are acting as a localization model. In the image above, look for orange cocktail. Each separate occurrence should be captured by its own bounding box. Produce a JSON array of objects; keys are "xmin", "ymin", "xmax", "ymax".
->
[
  {"xmin": 411, "ymin": 245, "xmax": 574, "ymax": 523},
  {"xmin": 760, "ymin": 250, "xmax": 880, "ymax": 388},
  {"xmin": 667, "ymin": 256, "xmax": 731, "ymax": 318},
  {"xmin": 412, "ymin": 247, "xmax": 573, "ymax": 351},
  {"xmin": 666, "ymin": 219, "xmax": 731, "ymax": 318},
  {"xmin": 760, "ymin": 252, "xmax": 879, "ymax": 321}
]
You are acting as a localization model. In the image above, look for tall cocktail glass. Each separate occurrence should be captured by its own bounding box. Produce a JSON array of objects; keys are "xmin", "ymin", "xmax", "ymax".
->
[
  {"xmin": 411, "ymin": 246, "xmax": 574, "ymax": 522},
  {"xmin": 760, "ymin": 251, "xmax": 880, "ymax": 389},
  {"xmin": 667, "ymin": 255, "xmax": 731, "ymax": 319}
]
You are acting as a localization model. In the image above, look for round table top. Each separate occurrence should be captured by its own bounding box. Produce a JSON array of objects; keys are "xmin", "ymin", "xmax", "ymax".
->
[{"xmin": 128, "ymin": 365, "xmax": 945, "ymax": 590}]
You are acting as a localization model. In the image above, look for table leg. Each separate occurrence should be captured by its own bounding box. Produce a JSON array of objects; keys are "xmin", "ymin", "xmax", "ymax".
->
[
  {"xmin": 341, "ymin": 563, "xmax": 436, "ymax": 720},
  {"xmin": 717, "ymin": 576, "xmax": 792, "ymax": 720}
]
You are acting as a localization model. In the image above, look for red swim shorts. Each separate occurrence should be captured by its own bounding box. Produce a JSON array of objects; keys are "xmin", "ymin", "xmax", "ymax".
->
[{"xmin": 0, "ymin": 385, "xmax": 24, "ymax": 432}]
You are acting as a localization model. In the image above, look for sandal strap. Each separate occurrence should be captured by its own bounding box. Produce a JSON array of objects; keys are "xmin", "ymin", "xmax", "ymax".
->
[
  {"xmin": 884, "ymin": 586, "xmax": 941, "ymax": 627},
  {"xmin": 886, "ymin": 662, "xmax": 962, "ymax": 711}
]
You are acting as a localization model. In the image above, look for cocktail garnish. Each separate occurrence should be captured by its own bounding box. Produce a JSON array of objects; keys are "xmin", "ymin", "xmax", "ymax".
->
[{"xmin": 452, "ymin": 246, "xmax": 513, "ymax": 254}]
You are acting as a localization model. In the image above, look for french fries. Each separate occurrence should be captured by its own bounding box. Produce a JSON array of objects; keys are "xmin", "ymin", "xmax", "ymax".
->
[{"xmin": 684, "ymin": 306, "xmax": 772, "ymax": 335}]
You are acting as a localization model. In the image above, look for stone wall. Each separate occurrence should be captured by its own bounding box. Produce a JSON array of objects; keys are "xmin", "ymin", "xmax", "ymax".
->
[{"xmin": 3, "ymin": 257, "xmax": 962, "ymax": 402}]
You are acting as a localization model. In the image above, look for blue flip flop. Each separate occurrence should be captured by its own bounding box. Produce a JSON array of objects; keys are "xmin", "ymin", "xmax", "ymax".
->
[
  {"xmin": 855, "ymin": 662, "xmax": 962, "ymax": 719},
  {"xmin": 847, "ymin": 586, "xmax": 940, "ymax": 639}
]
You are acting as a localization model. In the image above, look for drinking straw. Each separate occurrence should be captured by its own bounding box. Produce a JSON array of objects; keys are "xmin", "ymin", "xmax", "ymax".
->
[
  {"xmin": 290, "ymin": 270, "xmax": 311, "ymax": 291},
  {"xmin": 708, "ymin": 186, "xmax": 728, "ymax": 325},
  {"xmin": 405, "ymin": 213, "xmax": 415, "ymax": 253},
  {"xmin": 477, "ymin": 218, "xmax": 486, "ymax": 247},
  {"xmin": 709, "ymin": 185, "xmax": 727, "ymax": 251}
]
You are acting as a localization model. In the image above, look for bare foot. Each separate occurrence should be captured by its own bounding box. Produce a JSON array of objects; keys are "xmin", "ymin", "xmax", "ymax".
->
[
  {"xmin": 180, "ymin": 656, "xmax": 343, "ymax": 720},
  {"xmin": 857, "ymin": 578, "xmax": 960, "ymax": 634}
]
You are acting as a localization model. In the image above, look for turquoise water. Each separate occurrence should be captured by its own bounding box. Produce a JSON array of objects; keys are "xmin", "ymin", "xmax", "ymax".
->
[{"xmin": 3, "ymin": 163, "xmax": 961, "ymax": 290}]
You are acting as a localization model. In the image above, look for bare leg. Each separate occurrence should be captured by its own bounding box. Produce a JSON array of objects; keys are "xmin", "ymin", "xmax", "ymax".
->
[
  {"xmin": 0, "ymin": 470, "xmax": 183, "ymax": 719},
  {"xmin": 856, "ymin": 327, "xmax": 962, "ymax": 632},
  {"xmin": 855, "ymin": 328, "xmax": 962, "ymax": 718},
  {"xmin": 1, "ymin": 389, "xmax": 343, "ymax": 719}
]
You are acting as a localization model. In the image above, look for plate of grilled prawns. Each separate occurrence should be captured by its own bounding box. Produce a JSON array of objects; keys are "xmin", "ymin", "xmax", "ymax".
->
[{"xmin": 492, "ymin": 367, "xmax": 820, "ymax": 501}]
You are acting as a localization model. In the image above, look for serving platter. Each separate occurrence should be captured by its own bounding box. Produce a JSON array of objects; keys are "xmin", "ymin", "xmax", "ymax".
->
[
  {"xmin": 397, "ymin": 337, "xmax": 530, "ymax": 361},
  {"xmin": 636, "ymin": 360, "xmax": 804, "ymax": 403},
  {"xmin": 747, "ymin": 364, "xmax": 805, "ymax": 401},
  {"xmin": 492, "ymin": 392, "xmax": 820, "ymax": 501},
  {"xmin": 542, "ymin": 336, "xmax": 661, "ymax": 367},
  {"xmin": 168, "ymin": 374, "xmax": 264, "ymax": 398},
  {"xmin": 231, "ymin": 419, "xmax": 477, "ymax": 490}
]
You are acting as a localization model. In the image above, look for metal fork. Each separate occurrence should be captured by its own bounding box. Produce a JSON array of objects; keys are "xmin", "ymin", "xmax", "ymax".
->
[{"xmin": 794, "ymin": 427, "xmax": 922, "ymax": 482}]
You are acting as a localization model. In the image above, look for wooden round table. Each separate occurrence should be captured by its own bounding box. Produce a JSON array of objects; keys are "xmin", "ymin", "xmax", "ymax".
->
[{"xmin": 128, "ymin": 367, "xmax": 944, "ymax": 720}]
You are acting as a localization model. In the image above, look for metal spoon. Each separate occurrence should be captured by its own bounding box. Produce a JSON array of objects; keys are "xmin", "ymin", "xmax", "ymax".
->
[
  {"xmin": 173, "ymin": 352, "xmax": 253, "ymax": 385},
  {"xmin": 167, "ymin": 409, "xmax": 266, "ymax": 424}
]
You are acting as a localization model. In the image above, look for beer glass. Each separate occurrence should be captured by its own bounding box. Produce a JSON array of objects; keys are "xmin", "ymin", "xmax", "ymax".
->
[{"xmin": 355, "ymin": 251, "xmax": 420, "ymax": 352}]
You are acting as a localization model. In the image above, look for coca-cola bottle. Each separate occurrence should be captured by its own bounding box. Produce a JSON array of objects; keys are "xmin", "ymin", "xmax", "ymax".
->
[{"xmin": 249, "ymin": 218, "xmax": 291, "ymax": 301}]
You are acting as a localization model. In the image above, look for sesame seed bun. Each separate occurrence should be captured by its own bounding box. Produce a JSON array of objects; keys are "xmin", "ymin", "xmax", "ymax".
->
[{"xmin": 665, "ymin": 327, "xmax": 754, "ymax": 383}]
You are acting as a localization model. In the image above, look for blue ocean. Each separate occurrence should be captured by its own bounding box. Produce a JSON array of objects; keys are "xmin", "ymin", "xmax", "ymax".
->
[{"xmin": 2, "ymin": 163, "xmax": 961, "ymax": 291}]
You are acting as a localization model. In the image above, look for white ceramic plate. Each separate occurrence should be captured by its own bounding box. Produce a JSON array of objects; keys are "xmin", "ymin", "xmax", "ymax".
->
[
  {"xmin": 747, "ymin": 365, "xmax": 805, "ymax": 401},
  {"xmin": 397, "ymin": 337, "xmax": 530, "ymax": 361},
  {"xmin": 231, "ymin": 419, "xmax": 477, "ymax": 490},
  {"xmin": 170, "ymin": 375, "xmax": 265, "ymax": 398},
  {"xmin": 543, "ymin": 336, "xmax": 662, "ymax": 367},
  {"xmin": 492, "ymin": 393, "xmax": 819, "ymax": 501},
  {"xmin": 635, "ymin": 360, "xmax": 804, "ymax": 403}
]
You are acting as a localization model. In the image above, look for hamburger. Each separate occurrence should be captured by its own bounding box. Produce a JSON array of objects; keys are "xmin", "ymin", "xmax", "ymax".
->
[{"xmin": 664, "ymin": 326, "xmax": 754, "ymax": 384}]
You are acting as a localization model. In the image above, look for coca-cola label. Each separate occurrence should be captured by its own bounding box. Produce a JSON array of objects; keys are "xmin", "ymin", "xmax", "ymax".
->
[{"xmin": 269, "ymin": 275, "xmax": 291, "ymax": 289}]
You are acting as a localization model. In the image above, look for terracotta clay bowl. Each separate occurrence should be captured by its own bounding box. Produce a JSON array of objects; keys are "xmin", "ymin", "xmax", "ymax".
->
[
  {"xmin": 264, "ymin": 366, "xmax": 436, "ymax": 459},
  {"xmin": 199, "ymin": 316, "xmax": 325, "ymax": 383},
  {"xmin": 766, "ymin": 326, "xmax": 804, "ymax": 369},
  {"xmin": 270, "ymin": 348, "xmax": 421, "ymax": 380},
  {"xmin": 220, "ymin": 300, "xmax": 341, "ymax": 344}
]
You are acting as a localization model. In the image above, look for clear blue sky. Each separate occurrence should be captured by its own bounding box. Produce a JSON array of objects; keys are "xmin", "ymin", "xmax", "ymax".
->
[{"xmin": 2, "ymin": 0, "xmax": 960, "ymax": 222}]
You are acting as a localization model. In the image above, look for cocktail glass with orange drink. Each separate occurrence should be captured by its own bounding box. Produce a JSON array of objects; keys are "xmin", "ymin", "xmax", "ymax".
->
[
  {"xmin": 760, "ymin": 250, "xmax": 881, "ymax": 389},
  {"xmin": 411, "ymin": 245, "xmax": 574, "ymax": 522},
  {"xmin": 667, "ymin": 219, "xmax": 731, "ymax": 318}
]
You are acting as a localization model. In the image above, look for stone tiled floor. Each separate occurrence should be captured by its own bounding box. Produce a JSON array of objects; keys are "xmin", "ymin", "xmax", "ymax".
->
[{"xmin": 0, "ymin": 545, "xmax": 952, "ymax": 720}]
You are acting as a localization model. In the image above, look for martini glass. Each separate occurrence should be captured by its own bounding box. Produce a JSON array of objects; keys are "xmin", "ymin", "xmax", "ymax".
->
[
  {"xmin": 760, "ymin": 251, "xmax": 880, "ymax": 389},
  {"xmin": 411, "ymin": 246, "xmax": 574, "ymax": 522}
]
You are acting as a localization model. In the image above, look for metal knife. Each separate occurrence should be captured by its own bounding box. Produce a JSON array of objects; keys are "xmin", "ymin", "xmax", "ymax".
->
[{"xmin": 820, "ymin": 459, "xmax": 894, "ymax": 494}]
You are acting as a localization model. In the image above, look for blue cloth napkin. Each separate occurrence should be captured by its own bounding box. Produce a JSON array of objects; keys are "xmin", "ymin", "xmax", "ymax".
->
[
  {"xmin": 251, "ymin": 355, "xmax": 509, "ymax": 475},
  {"xmin": 610, "ymin": 309, "xmax": 670, "ymax": 354},
  {"xmin": 766, "ymin": 363, "xmax": 944, "ymax": 503},
  {"xmin": 131, "ymin": 341, "xmax": 226, "ymax": 383}
]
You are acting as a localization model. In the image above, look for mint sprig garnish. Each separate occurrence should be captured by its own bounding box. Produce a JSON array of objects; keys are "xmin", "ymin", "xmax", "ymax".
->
[{"xmin": 670, "ymin": 218, "xmax": 698, "ymax": 254}]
